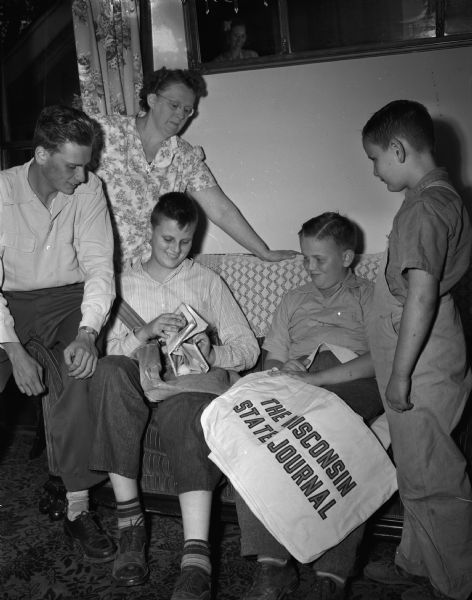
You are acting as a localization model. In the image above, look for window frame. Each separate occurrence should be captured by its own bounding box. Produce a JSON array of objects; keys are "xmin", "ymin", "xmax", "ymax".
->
[{"xmin": 181, "ymin": 0, "xmax": 472, "ymax": 74}]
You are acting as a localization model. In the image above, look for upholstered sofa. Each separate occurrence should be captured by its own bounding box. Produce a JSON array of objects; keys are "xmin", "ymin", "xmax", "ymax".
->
[{"xmin": 38, "ymin": 252, "xmax": 472, "ymax": 537}]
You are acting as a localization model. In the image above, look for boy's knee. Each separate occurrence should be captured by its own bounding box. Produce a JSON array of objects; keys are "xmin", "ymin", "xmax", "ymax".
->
[
  {"xmin": 96, "ymin": 355, "xmax": 138, "ymax": 377},
  {"xmin": 92, "ymin": 355, "xmax": 141, "ymax": 396},
  {"xmin": 158, "ymin": 392, "xmax": 215, "ymax": 433}
]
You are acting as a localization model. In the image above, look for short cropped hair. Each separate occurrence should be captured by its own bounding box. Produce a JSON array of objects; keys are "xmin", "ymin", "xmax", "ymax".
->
[
  {"xmin": 33, "ymin": 105, "xmax": 97, "ymax": 153},
  {"xmin": 139, "ymin": 67, "xmax": 207, "ymax": 112},
  {"xmin": 150, "ymin": 192, "xmax": 199, "ymax": 229},
  {"xmin": 299, "ymin": 212, "xmax": 357, "ymax": 251},
  {"xmin": 362, "ymin": 99, "xmax": 434, "ymax": 152}
]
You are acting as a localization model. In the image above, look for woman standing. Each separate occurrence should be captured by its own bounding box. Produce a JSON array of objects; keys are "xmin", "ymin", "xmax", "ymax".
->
[{"xmin": 94, "ymin": 67, "xmax": 293, "ymax": 266}]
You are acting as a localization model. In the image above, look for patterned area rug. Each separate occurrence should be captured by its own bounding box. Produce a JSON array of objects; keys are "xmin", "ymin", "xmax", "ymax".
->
[{"xmin": 0, "ymin": 429, "xmax": 404, "ymax": 600}]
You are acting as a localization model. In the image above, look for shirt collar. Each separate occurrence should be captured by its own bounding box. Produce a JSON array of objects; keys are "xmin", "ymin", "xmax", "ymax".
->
[
  {"xmin": 5, "ymin": 160, "xmax": 36, "ymax": 205},
  {"xmin": 132, "ymin": 117, "xmax": 179, "ymax": 168},
  {"xmin": 305, "ymin": 270, "xmax": 360, "ymax": 296},
  {"xmin": 134, "ymin": 256, "xmax": 193, "ymax": 283},
  {"xmin": 13, "ymin": 159, "xmax": 76, "ymax": 209}
]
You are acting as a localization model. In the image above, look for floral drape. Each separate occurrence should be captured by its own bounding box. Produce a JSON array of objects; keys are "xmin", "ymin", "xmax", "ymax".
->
[{"xmin": 72, "ymin": 0, "xmax": 143, "ymax": 116}]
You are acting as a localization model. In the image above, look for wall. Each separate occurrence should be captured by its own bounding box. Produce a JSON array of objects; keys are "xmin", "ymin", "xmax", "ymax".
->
[{"xmin": 152, "ymin": 7, "xmax": 472, "ymax": 254}]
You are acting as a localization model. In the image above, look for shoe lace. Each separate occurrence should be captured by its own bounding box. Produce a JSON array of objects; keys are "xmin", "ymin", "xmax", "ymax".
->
[
  {"xmin": 248, "ymin": 563, "xmax": 290, "ymax": 594},
  {"xmin": 174, "ymin": 567, "xmax": 209, "ymax": 594},
  {"xmin": 312, "ymin": 576, "xmax": 343, "ymax": 600},
  {"xmin": 76, "ymin": 511, "xmax": 104, "ymax": 542}
]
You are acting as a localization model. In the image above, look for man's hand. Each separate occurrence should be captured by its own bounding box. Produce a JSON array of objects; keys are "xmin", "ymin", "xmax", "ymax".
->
[
  {"xmin": 386, "ymin": 372, "xmax": 413, "ymax": 412},
  {"xmin": 64, "ymin": 330, "xmax": 98, "ymax": 379},
  {"xmin": 3, "ymin": 342, "xmax": 45, "ymax": 396},
  {"xmin": 136, "ymin": 313, "xmax": 187, "ymax": 343}
]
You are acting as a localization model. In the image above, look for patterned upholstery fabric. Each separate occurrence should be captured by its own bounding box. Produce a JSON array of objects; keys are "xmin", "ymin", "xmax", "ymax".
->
[{"xmin": 40, "ymin": 252, "xmax": 472, "ymax": 501}]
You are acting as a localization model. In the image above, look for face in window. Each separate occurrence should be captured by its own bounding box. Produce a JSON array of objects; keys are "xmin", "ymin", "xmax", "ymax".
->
[
  {"xmin": 230, "ymin": 25, "xmax": 247, "ymax": 51},
  {"xmin": 300, "ymin": 235, "xmax": 352, "ymax": 292},
  {"xmin": 36, "ymin": 141, "xmax": 91, "ymax": 197},
  {"xmin": 148, "ymin": 83, "xmax": 196, "ymax": 140}
]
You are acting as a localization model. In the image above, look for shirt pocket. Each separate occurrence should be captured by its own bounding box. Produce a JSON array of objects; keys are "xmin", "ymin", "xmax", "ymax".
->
[{"xmin": 0, "ymin": 231, "xmax": 36, "ymax": 253}]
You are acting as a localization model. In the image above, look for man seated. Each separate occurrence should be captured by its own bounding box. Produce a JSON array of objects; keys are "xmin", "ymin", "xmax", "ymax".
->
[
  {"xmin": 0, "ymin": 105, "xmax": 116, "ymax": 561},
  {"xmin": 86, "ymin": 192, "xmax": 259, "ymax": 597},
  {"xmin": 237, "ymin": 212, "xmax": 384, "ymax": 600}
]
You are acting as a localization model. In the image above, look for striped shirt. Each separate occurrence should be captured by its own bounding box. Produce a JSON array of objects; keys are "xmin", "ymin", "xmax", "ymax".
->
[{"xmin": 106, "ymin": 258, "xmax": 259, "ymax": 372}]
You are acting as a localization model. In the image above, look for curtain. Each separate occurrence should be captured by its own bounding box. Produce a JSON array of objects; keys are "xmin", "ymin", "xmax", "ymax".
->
[{"xmin": 72, "ymin": 0, "xmax": 143, "ymax": 116}]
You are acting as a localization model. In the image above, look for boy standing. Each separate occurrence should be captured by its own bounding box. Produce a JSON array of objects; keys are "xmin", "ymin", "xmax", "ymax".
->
[
  {"xmin": 362, "ymin": 100, "xmax": 472, "ymax": 600},
  {"xmin": 237, "ymin": 213, "xmax": 383, "ymax": 600},
  {"xmin": 87, "ymin": 192, "xmax": 259, "ymax": 597}
]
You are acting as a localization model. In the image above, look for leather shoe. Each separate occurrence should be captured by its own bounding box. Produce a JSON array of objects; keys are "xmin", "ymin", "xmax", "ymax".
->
[
  {"xmin": 64, "ymin": 511, "xmax": 116, "ymax": 563},
  {"xmin": 242, "ymin": 561, "xmax": 299, "ymax": 600},
  {"xmin": 112, "ymin": 523, "xmax": 149, "ymax": 587},
  {"xmin": 38, "ymin": 476, "xmax": 67, "ymax": 521},
  {"xmin": 402, "ymin": 585, "xmax": 457, "ymax": 599},
  {"xmin": 364, "ymin": 561, "xmax": 427, "ymax": 586},
  {"xmin": 312, "ymin": 574, "xmax": 346, "ymax": 599},
  {"xmin": 171, "ymin": 566, "xmax": 211, "ymax": 600}
]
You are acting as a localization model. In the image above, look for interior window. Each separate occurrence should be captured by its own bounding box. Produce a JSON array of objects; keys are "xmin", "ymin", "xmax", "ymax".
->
[{"xmin": 182, "ymin": 0, "xmax": 472, "ymax": 72}]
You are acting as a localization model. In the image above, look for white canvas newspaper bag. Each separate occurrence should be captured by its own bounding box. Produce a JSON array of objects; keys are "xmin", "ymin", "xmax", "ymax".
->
[{"xmin": 201, "ymin": 371, "xmax": 397, "ymax": 563}]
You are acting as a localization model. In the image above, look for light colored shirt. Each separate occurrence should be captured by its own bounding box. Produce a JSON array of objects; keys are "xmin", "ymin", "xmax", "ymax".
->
[
  {"xmin": 0, "ymin": 160, "xmax": 115, "ymax": 342},
  {"xmin": 263, "ymin": 271, "xmax": 373, "ymax": 362},
  {"xmin": 387, "ymin": 167, "xmax": 472, "ymax": 302},
  {"xmin": 93, "ymin": 115, "xmax": 217, "ymax": 264},
  {"xmin": 106, "ymin": 258, "xmax": 259, "ymax": 372}
]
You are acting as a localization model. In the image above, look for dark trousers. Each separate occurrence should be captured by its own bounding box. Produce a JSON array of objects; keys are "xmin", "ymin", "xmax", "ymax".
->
[
  {"xmin": 236, "ymin": 351, "xmax": 384, "ymax": 577},
  {"xmin": 88, "ymin": 355, "xmax": 222, "ymax": 492},
  {"xmin": 0, "ymin": 285, "xmax": 106, "ymax": 491}
]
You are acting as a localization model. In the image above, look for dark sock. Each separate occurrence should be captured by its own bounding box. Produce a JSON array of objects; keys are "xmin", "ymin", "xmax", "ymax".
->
[
  {"xmin": 181, "ymin": 539, "xmax": 211, "ymax": 575},
  {"xmin": 116, "ymin": 497, "xmax": 144, "ymax": 530}
]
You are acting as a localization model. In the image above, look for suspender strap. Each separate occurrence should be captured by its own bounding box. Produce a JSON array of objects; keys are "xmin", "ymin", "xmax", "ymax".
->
[{"xmin": 423, "ymin": 180, "xmax": 459, "ymax": 197}]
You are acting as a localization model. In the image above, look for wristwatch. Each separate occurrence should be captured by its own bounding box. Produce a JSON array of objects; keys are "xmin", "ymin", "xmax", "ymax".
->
[{"xmin": 78, "ymin": 326, "xmax": 98, "ymax": 339}]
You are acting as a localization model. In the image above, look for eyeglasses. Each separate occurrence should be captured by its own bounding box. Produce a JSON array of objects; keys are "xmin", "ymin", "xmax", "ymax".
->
[{"xmin": 157, "ymin": 94, "xmax": 195, "ymax": 118}]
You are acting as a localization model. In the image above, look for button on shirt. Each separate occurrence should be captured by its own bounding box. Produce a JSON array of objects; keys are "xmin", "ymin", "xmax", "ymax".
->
[
  {"xmin": 0, "ymin": 161, "xmax": 115, "ymax": 342},
  {"xmin": 263, "ymin": 272, "xmax": 373, "ymax": 362}
]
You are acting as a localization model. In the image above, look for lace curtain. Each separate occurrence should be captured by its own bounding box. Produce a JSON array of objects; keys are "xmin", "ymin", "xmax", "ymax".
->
[{"xmin": 72, "ymin": 0, "xmax": 143, "ymax": 115}]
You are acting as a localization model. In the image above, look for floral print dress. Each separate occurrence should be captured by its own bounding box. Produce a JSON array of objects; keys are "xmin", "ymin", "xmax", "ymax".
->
[{"xmin": 93, "ymin": 115, "xmax": 217, "ymax": 266}]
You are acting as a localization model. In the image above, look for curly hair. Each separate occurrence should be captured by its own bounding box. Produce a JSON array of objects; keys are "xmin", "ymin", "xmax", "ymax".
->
[{"xmin": 139, "ymin": 67, "xmax": 208, "ymax": 112}]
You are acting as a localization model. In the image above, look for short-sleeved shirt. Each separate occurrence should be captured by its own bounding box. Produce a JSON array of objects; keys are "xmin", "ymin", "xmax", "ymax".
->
[
  {"xmin": 263, "ymin": 271, "xmax": 373, "ymax": 362},
  {"xmin": 387, "ymin": 168, "xmax": 472, "ymax": 302},
  {"xmin": 93, "ymin": 115, "xmax": 218, "ymax": 264}
]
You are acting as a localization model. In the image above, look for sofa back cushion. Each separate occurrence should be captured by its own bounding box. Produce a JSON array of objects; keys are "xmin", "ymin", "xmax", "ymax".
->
[{"xmin": 195, "ymin": 253, "xmax": 381, "ymax": 337}]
